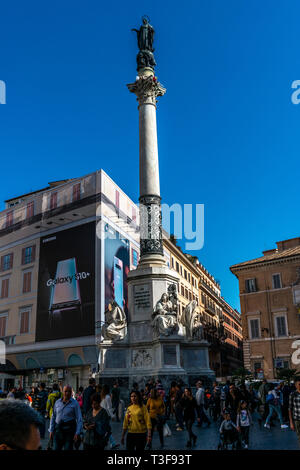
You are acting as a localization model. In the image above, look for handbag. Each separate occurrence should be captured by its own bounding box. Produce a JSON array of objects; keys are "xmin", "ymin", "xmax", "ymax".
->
[{"xmin": 163, "ymin": 423, "xmax": 172, "ymax": 437}]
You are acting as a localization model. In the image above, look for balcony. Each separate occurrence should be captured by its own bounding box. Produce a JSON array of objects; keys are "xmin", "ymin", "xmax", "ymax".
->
[
  {"xmin": 205, "ymin": 304, "xmax": 216, "ymax": 316},
  {"xmin": 200, "ymin": 279, "xmax": 220, "ymax": 298},
  {"xmin": 0, "ymin": 335, "xmax": 16, "ymax": 345}
]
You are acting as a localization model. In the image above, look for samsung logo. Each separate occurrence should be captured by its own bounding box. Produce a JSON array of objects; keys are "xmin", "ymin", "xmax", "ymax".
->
[{"xmin": 43, "ymin": 236, "xmax": 57, "ymax": 243}]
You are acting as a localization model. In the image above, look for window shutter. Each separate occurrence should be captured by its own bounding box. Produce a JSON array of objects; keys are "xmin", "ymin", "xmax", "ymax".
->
[
  {"xmin": 23, "ymin": 273, "xmax": 27, "ymax": 293},
  {"xmin": 32, "ymin": 245, "xmax": 36, "ymax": 262},
  {"xmin": 0, "ymin": 316, "xmax": 6, "ymax": 337},
  {"xmin": 24, "ymin": 311, "xmax": 29, "ymax": 332},
  {"xmin": 276, "ymin": 316, "xmax": 286, "ymax": 336},
  {"xmin": 20, "ymin": 311, "xmax": 29, "ymax": 334},
  {"xmin": 251, "ymin": 319, "xmax": 259, "ymax": 339},
  {"xmin": 21, "ymin": 248, "xmax": 26, "ymax": 265},
  {"xmin": 1, "ymin": 279, "xmax": 9, "ymax": 298},
  {"xmin": 10, "ymin": 253, "xmax": 14, "ymax": 269},
  {"xmin": 0, "ymin": 256, "xmax": 4, "ymax": 272}
]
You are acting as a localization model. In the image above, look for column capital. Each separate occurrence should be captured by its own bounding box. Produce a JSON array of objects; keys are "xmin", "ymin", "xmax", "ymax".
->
[{"xmin": 127, "ymin": 75, "xmax": 166, "ymax": 106}]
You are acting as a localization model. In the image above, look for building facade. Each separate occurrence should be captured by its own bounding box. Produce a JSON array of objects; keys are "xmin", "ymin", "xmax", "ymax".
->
[
  {"xmin": 0, "ymin": 170, "xmax": 140, "ymax": 391},
  {"xmin": 164, "ymin": 237, "xmax": 243, "ymax": 379},
  {"xmin": 230, "ymin": 237, "xmax": 300, "ymax": 380}
]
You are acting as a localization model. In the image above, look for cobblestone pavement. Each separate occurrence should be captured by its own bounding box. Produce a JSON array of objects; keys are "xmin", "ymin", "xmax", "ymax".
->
[{"xmin": 42, "ymin": 412, "xmax": 300, "ymax": 450}]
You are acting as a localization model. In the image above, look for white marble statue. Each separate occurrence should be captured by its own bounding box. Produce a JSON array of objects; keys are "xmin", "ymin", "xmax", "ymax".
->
[
  {"xmin": 152, "ymin": 291, "xmax": 178, "ymax": 336},
  {"xmin": 102, "ymin": 300, "xmax": 127, "ymax": 341},
  {"xmin": 181, "ymin": 300, "xmax": 203, "ymax": 340}
]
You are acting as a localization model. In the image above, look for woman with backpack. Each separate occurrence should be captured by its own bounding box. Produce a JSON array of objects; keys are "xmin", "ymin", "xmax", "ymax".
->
[{"xmin": 264, "ymin": 384, "xmax": 289, "ymax": 429}]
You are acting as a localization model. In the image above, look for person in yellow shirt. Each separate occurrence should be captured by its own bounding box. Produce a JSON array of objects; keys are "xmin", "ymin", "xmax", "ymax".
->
[
  {"xmin": 121, "ymin": 390, "xmax": 152, "ymax": 451},
  {"xmin": 146, "ymin": 387, "xmax": 166, "ymax": 449}
]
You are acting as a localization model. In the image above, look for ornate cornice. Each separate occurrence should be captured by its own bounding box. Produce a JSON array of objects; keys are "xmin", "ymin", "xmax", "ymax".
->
[
  {"xmin": 231, "ymin": 254, "xmax": 300, "ymax": 274},
  {"xmin": 127, "ymin": 75, "xmax": 166, "ymax": 106}
]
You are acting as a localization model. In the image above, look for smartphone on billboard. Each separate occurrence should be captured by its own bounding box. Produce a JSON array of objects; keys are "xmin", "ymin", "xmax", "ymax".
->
[
  {"xmin": 49, "ymin": 257, "xmax": 81, "ymax": 312},
  {"xmin": 113, "ymin": 256, "xmax": 123, "ymax": 308}
]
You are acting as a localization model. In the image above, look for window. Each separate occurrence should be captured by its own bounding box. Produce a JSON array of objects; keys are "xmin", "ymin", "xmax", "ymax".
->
[
  {"xmin": 175, "ymin": 261, "xmax": 179, "ymax": 273},
  {"xmin": 249, "ymin": 318, "xmax": 260, "ymax": 339},
  {"xmin": 180, "ymin": 266, "xmax": 182, "ymax": 276},
  {"xmin": 0, "ymin": 314, "xmax": 7, "ymax": 337},
  {"xmin": 272, "ymin": 273, "xmax": 282, "ymax": 289},
  {"xmin": 20, "ymin": 309, "xmax": 30, "ymax": 334},
  {"xmin": 22, "ymin": 246, "xmax": 36, "ymax": 265},
  {"xmin": 23, "ymin": 272, "xmax": 32, "ymax": 293},
  {"xmin": 72, "ymin": 183, "xmax": 81, "ymax": 202},
  {"xmin": 50, "ymin": 192, "xmax": 57, "ymax": 210},
  {"xmin": 253, "ymin": 362, "xmax": 262, "ymax": 377},
  {"xmin": 245, "ymin": 278, "xmax": 257, "ymax": 293},
  {"xmin": 184, "ymin": 270, "xmax": 187, "ymax": 280},
  {"xmin": 132, "ymin": 206, "xmax": 136, "ymax": 223},
  {"xmin": 1, "ymin": 253, "xmax": 13, "ymax": 271},
  {"xmin": 188, "ymin": 273, "xmax": 191, "ymax": 283},
  {"xmin": 26, "ymin": 201, "xmax": 34, "ymax": 219},
  {"xmin": 115, "ymin": 190, "xmax": 120, "ymax": 209},
  {"xmin": 131, "ymin": 248, "xmax": 138, "ymax": 267},
  {"xmin": 171, "ymin": 257, "xmax": 174, "ymax": 268},
  {"xmin": 6, "ymin": 211, "xmax": 13, "ymax": 228},
  {"xmin": 275, "ymin": 316, "xmax": 287, "ymax": 337},
  {"xmin": 1, "ymin": 279, "xmax": 9, "ymax": 298},
  {"xmin": 181, "ymin": 285, "xmax": 184, "ymax": 296}
]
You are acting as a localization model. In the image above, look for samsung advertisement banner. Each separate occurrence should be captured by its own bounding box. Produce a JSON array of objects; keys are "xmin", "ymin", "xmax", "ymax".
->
[
  {"xmin": 103, "ymin": 222, "xmax": 130, "ymax": 317},
  {"xmin": 36, "ymin": 223, "xmax": 95, "ymax": 341}
]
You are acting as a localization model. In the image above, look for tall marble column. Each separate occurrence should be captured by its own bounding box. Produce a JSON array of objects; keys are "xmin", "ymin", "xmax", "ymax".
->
[{"xmin": 127, "ymin": 70, "xmax": 166, "ymax": 267}]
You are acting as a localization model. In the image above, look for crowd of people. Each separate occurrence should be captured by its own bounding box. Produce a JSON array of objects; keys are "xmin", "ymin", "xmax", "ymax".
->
[{"xmin": 0, "ymin": 376, "xmax": 299, "ymax": 451}]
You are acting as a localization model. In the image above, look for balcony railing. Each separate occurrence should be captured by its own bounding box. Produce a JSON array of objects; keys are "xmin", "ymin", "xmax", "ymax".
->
[
  {"xmin": 0, "ymin": 335, "xmax": 16, "ymax": 345},
  {"xmin": 200, "ymin": 279, "xmax": 220, "ymax": 298},
  {"xmin": 205, "ymin": 304, "xmax": 216, "ymax": 315}
]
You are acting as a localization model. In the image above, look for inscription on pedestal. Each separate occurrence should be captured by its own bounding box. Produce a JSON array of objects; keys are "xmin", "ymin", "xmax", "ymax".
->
[
  {"xmin": 163, "ymin": 345, "xmax": 177, "ymax": 366},
  {"xmin": 134, "ymin": 284, "xmax": 151, "ymax": 315}
]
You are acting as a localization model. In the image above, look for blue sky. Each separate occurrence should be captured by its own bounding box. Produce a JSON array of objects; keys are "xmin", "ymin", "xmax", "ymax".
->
[{"xmin": 0, "ymin": 0, "xmax": 299, "ymax": 311}]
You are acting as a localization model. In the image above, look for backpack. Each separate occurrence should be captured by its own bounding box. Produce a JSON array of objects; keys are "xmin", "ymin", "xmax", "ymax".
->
[{"xmin": 266, "ymin": 392, "xmax": 279, "ymax": 406}]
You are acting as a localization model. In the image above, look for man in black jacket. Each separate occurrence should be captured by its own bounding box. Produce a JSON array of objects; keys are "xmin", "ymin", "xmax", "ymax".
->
[{"xmin": 83, "ymin": 378, "xmax": 96, "ymax": 416}]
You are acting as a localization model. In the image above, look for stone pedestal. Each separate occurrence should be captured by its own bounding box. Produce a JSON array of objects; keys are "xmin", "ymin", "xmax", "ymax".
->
[{"xmin": 98, "ymin": 263, "xmax": 215, "ymax": 389}]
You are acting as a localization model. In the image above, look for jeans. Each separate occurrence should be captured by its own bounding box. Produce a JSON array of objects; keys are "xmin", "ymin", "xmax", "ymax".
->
[
  {"xmin": 149, "ymin": 417, "xmax": 164, "ymax": 447},
  {"xmin": 240, "ymin": 426, "xmax": 250, "ymax": 445},
  {"xmin": 185, "ymin": 419, "xmax": 196, "ymax": 443},
  {"xmin": 295, "ymin": 420, "xmax": 300, "ymax": 443},
  {"xmin": 175, "ymin": 405, "xmax": 184, "ymax": 428},
  {"xmin": 265, "ymin": 404, "xmax": 283, "ymax": 425},
  {"xmin": 196, "ymin": 404, "xmax": 210, "ymax": 425},
  {"xmin": 53, "ymin": 421, "xmax": 76, "ymax": 450},
  {"xmin": 112, "ymin": 401, "xmax": 119, "ymax": 421},
  {"xmin": 126, "ymin": 433, "xmax": 147, "ymax": 451},
  {"xmin": 109, "ymin": 434, "xmax": 117, "ymax": 448}
]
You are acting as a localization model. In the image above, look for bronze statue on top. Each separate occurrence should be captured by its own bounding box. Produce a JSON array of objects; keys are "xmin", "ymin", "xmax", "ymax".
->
[{"xmin": 132, "ymin": 16, "xmax": 157, "ymax": 72}]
